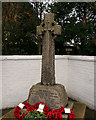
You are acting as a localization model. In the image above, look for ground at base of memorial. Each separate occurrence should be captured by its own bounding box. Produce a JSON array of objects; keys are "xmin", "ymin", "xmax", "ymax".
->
[
  {"xmin": 0, "ymin": 98, "xmax": 95, "ymax": 119},
  {"xmin": 69, "ymin": 98, "xmax": 95, "ymax": 119}
]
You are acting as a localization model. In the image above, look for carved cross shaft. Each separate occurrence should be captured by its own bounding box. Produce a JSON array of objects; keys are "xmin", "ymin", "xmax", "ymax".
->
[{"xmin": 37, "ymin": 13, "xmax": 61, "ymax": 85}]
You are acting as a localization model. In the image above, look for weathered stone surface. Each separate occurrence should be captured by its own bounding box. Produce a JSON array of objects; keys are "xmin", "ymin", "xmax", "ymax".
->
[
  {"xmin": 36, "ymin": 13, "xmax": 61, "ymax": 85},
  {"xmin": 28, "ymin": 83, "xmax": 68, "ymax": 109},
  {"xmin": 28, "ymin": 13, "xmax": 68, "ymax": 110}
]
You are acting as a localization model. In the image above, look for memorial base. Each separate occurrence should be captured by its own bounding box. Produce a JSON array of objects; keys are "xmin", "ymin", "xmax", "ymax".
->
[{"xmin": 28, "ymin": 83, "xmax": 68, "ymax": 109}]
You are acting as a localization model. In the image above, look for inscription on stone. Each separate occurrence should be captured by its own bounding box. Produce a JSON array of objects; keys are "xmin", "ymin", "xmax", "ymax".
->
[{"xmin": 29, "ymin": 89, "xmax": 59, "ymax": 109}]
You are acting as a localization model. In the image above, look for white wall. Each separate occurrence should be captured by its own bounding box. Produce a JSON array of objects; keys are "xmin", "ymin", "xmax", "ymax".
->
[
  {"xmin": 67, "ymin": 56, "xmax": 94, "ymax": 109},
  {"xmin": 0, "ymin": 55, "xmax": 95, "ymax": 110}
]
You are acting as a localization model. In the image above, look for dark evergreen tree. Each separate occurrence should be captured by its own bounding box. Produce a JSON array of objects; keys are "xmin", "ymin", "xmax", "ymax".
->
[
  {"xmin": 2, "ymin": 2, "xmax": 96, "ymax": 55},
  {"xmin": 48, "ymin": 2, "xmax": 96, "ymax": 55},
  {"xmin": 2, "ymin": 2, "xmax": 39, "ymax": 55}
]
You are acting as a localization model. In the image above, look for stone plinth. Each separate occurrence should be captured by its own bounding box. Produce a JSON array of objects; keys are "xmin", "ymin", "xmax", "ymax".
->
[{"xmin": 28, "ymin": 83, "xmax": 68, "ymax": 109}]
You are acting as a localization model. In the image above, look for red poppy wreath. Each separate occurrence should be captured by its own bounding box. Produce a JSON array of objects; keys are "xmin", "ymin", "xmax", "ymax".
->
[{"xmin": 14, "ymin": 102, "xmax": 75, "ymax": 120}]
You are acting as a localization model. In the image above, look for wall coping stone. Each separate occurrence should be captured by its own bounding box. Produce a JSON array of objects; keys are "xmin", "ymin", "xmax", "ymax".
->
[{"xmin": 0, "ymin": 55, "xmax": 95, "ymax": 62}]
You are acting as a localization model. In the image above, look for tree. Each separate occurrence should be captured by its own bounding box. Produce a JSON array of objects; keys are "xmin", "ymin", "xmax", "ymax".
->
[
  {"xmin": 2, "ymin": 2, "xmax": 39, "ymax": 55},
  {"xmin": 48, "ymin": 2, "xmax": 96, "ymax": 55},
  {"xmin": 32, "ymin": 2, "xmax": 46, "ymax": 54},
  {"xmin": 2, "ymin": 2, "xmax": 96, "ymax": 55}
]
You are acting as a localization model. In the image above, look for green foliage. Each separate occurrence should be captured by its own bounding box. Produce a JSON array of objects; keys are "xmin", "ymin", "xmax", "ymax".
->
[
  {"xmin": 22, "ymin": 110, "xmax": 47, "ymax": 120},
  {"xmin": 2, "ymin": 2, "xmax": 39, "ymax": 55},
  {"xmin": 2, "ymin": 2, "xmax": 96, "ymax": 55},
  {"xmin": 48, "ymin": 2, "xmax": 96, "ymax": 55}
]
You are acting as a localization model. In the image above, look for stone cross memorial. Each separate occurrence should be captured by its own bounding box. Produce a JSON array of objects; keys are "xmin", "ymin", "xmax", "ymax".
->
[
  {"xmin": 1, "ymin": 13, "xmax": 86, "ymax": 120},
  {"xmin": 37, "ymin": 13, "xmax": 61, "ymax": 85},
  {"xmin": 28, "ymin": 13, "xmax": 68, "ymax": 109}
]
